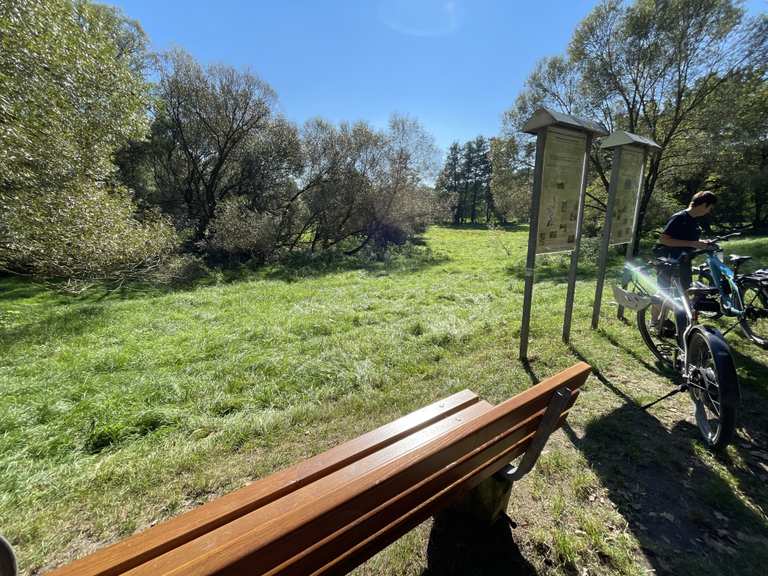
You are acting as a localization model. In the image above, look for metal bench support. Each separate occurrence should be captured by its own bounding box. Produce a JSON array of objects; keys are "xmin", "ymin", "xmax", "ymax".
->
[{"xmin": 498, "ymin": 387, "xmax": 572, "ymax": 483}]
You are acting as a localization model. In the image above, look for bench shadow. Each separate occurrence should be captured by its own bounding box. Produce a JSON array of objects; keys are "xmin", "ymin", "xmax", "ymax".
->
[
  {"xmin": 561, "ymin": 357, "xmax": 768, "ymax": 575},
  {"xmin": 422, "ymin": 514, "xmax": 537, "ymax": 576}
]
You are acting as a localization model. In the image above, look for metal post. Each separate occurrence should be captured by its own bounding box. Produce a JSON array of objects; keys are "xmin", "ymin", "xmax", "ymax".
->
[
  {"xmin": 562, "ymin": 134, "xmax": 593, "ymax": 342},
  {"xmin": 519, "ymin": 130, "xmax": 547, "ymax": 361},
  {"xmin": 591, "ymin": 146, "xmax": 622, "ymax": 329},
  {"xmin": 617, "ymin": 148, "xmax": 648, "ymax": 320}
]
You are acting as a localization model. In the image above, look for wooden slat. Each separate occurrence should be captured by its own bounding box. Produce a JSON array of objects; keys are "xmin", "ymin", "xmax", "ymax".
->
[
  {"xmin": 269, "ymin": 395, "xmax": 580, "ymax": 576},
  {"xmin": 120, "ymin": 400, "xmax": 496, "ymax": 576},
  {"xmin": 47, "ymin": 390, "xmax": 484, "ymax": 576},
  {"xmin": 122, "ymin": 363, "xmax": 590, "ymax": 576},
  {"xmin": 309, "ymin": 409, "xmax": 575, "ymax": 576}
]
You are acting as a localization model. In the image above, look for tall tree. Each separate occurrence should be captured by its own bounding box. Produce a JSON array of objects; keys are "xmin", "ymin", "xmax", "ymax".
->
[
  {"xmin": 151, "ymin": 49, "xmax": 279, "ymax": 238},
  {"xmin": 435, "ymin": 142, "xmax": 464, "ymax": 224},
  {"xmin": 0, "ymin": 0, "xmax": 176, "ymax": 283},
  {"xmin": 490, "ymin": 137, "xmax": 531, "ymax": 223}
]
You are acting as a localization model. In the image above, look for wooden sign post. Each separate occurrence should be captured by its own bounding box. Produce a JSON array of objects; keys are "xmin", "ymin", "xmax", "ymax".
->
[
  {"xmin": 519, "ymin": 109, "xmax": 607, "ymax": 361},
  {"xmin": 591, "ymin": 131, "xmax": 660, "ymax": 328}
]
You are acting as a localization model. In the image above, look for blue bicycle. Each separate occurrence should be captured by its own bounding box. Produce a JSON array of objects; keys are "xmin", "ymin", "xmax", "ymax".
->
[{"xmin": 692, "ymin": 232, "xmax": 768, "ymax": 348}]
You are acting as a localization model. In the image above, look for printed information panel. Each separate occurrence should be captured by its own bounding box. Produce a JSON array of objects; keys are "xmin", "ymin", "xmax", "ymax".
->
[
  {"xmin": 536, "ymin": 128, "xmax": 587, "ymax": 254},
  {"xmin": 610, "ymin": 146, "xmax": 644, "ymax": 245}
]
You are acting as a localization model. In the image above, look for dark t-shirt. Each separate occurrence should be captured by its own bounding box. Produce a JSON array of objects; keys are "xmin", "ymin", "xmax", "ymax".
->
[{"xmin": 655, "ymin": 210, "xmax": 701, "ymax": 258}]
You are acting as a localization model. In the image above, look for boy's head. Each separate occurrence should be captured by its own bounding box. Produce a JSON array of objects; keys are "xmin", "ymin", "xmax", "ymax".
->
[{"xmin": 689, "ymin": 190, "xmax": 717, "ymax": 217}]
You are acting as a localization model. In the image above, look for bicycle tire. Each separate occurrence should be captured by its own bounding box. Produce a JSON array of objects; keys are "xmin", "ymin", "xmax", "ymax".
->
[
  {"xmin": 687, "ymin": 328, "xmax": 738, "ymax": 450},
  {"xmin": 637, "ymin": 302, "xmax": 675, "ymax": 369},
  {"xmin": 738, "ymin": 280, "xmax": 768, "ymax": 348}
]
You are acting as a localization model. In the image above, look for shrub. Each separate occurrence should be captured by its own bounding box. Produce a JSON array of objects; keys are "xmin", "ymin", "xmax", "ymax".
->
[
  {"xmin": 0, "ymin": 184, "xmax": 179, "ymax": 286},
  {"xmin": 206, "ymin": 195, "xmax": 281, "ymax": 261}
]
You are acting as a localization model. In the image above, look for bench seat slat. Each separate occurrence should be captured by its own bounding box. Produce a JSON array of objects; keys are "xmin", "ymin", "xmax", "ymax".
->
[
  {"xmin": 123, "ymin": 363, "xmax": 589, "ymax": 576},
  {"xmin": 48, "ymin": 390, "xmax": 483, "ymax": 576},
  {"xmin": 121, "ymin": 400, "xmax": 496, "ymax": 576},
  {"xmin": 314, "ymin": 410, "xmax": 573, "ymax": 576}
]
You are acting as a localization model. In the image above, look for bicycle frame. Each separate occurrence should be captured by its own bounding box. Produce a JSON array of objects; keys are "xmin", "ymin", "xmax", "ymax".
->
[
  {"xmin": 700, "ymin": 251, "xmax": 743, "ymax": 316},
  {"xmin": 622, "ymin": 264, "xmax": 691, "ymax": 368}
]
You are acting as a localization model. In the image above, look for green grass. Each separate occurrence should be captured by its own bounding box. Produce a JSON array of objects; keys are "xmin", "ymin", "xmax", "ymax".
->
[{"xmin": 2, "ymin": 226, "xmax": 768, "ymax": 575}]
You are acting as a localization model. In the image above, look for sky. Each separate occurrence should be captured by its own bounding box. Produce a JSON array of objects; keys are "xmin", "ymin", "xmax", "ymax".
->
[{"xmin": 106, "ymin": 0, "xmax": 767, "ymax": 154}]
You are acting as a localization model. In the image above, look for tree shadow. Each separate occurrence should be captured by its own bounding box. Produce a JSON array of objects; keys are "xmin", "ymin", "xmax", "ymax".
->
[
  {"xmin": 261, "ymin": 245, "xmax": 450, "ymax": 283},
  {"xmin": 562, "ymin": 352, "xmax": 768, "ymax": 575},
  {"xmin": 0, "ymin": 278, "xmax": 51, "ymax": 302},
  {"xmin": 0, "ymin": 304, "xmax": 106, "ymax": 352},
  {"xmin": 422, "ymin": 513, "xmax": 538, "ymax": 576},
  {"xmin": 594, "ymin": 328, "xmax": 676, "ymax": 377},
  {"xmin": 439, "ymin": 222, "xmax": 523, "ymax": 232},
  {"xmin": 0, "ymin": 243, "xmax": 452, "ymax": 305},
  {"xmin": 715, "ymin": 348, "xmax": 768, "ymax": 514}
]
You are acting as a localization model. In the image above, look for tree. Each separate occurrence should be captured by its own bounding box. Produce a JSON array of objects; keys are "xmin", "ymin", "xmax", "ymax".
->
[
  {"xmin": 490, "ymin": 137, "xmax": 531, "ymax": 223},
  {"xmin": 0, "ymin": 0, "xmax": 177, "ymax": 284},
  {"xmin": 435, "ymin": 142, "xmax": 464, "ymax": 224},
  {"xmin": 150, "ymin": 49, "xmax": 280, "ymax": 238},
  {"xmin": 503, "ymin": 0, "xmax": 768, "ymax": 250}
]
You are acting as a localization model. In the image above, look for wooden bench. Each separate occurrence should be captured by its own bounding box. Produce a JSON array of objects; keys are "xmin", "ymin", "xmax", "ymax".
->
[{"xmin": 38, "ymin": 361, "xmax": 590, "ymax": 576}]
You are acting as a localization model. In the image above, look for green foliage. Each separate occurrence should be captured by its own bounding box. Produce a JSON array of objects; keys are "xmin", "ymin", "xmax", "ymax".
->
[
  {"xmin": 0, "ymin": 185, "xmax": 179, "ymax": 285},
  {"xmin": 0, "ymin": 0, "xmax": 179, "ymax": 285},
  {"xmin": 490, "ymin": 136, "xmax": 530, "ymax": 222},
  {"xmin": 0, "ymin": 0, "xmax": 149, "ymax": 193},
  {"xmin": 434, "ymin": 136, "xmax": 494, "ymax": 224}
]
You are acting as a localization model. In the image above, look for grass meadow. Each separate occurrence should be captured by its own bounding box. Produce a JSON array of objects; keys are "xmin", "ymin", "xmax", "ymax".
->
[{"xmin": 1, "ymin": 225, "xmax": 768, "ymax": 575}]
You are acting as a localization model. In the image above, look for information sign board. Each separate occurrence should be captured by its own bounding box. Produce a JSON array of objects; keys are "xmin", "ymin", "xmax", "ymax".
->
[
  {"xmin": 536, "ymin": 128, "xmax": 587, "ymax": 254},
  {"xmin": 609, "ymin": 146, "xmax": 644, "ymax": 245}
]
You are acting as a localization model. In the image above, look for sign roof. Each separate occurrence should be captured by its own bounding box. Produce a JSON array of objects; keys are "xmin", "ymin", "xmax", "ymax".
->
[
  {"xmin": 599, "ymin": 130, "xmax": 661, "ymax": 150},
  {"xmin": 522, "ymin": 107, "xmax": 608, "ymax": 136}
]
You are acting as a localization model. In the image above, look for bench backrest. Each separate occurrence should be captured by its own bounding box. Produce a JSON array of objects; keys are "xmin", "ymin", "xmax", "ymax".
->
[{"xmin": 48, "ymin": 362, "xmax": 590, "ymax": 576}]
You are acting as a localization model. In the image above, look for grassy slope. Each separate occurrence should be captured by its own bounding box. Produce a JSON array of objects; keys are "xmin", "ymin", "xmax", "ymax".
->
[{"xmin": 1, "ymin": 226, "xmax": 767, "ymax": 575}]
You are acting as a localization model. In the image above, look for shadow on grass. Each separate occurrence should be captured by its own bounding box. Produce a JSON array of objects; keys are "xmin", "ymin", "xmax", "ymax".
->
[
  {"xmin": 261, "ymin": 244, "xmax": 450, "ymax": 283},
  {"xmin": 439, "ymin": 222, "xmax": 524, "ymax": 232},
  {"xmin": 719, "ymin": 348, "xmax": 768, "ymax": 514},
  {"xmin": 563, "ymin": 347, "xmax": 768, "ymax": 575},
  {"xmin": 504, "ymin": 249, "xmax": 627, "ymax": 284},
  {"xmin": 423, "ymin": 514, "xmax": 537, "ymax": 576},
  {"xmin": 595, "ymin": 327, "xmax": 674, "ymax": 378},
  {"xmin": 0, "ymin": 243, "xmax": 451, "ymax": 306},
  {"xmin": 0, "ymin": 278, "xmax": 51, "ymax": 302},
  {"xmin": 0, "ymin": 304, "xmax": 106, "ymax": 352}
]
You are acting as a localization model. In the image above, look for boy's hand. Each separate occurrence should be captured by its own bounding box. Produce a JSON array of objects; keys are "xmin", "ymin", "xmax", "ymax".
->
[{"xmin": 694, "ymin": 240, "xmax": 713, "ymax": 249}]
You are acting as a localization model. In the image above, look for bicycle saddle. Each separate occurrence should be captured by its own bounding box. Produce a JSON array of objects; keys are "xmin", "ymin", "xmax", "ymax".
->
[
  {"xmin": 653, "ymin": 256, "xmax": 680, "ymax": 268},
  {"xmin": 727, "ymin": 254, "xmax": 752, "ymax": 265}
]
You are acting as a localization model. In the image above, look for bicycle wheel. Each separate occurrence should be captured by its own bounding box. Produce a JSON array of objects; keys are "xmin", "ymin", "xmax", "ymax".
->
[
  {"xmin": 738, "ymin": 280, "xmax": 768, "ymax": 348},
  {"xmin": 687, "ymin": 329, "xmax": 738, "ymax": 450},
  {"xmin": 637, "ymin": 299, "xmax": 676, "ymax": 369}
]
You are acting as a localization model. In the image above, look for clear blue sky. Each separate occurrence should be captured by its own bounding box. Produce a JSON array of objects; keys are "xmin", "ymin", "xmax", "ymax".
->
[{"xmin": 106, "ymin": 0, "xmax": 766, "ymax": 153}]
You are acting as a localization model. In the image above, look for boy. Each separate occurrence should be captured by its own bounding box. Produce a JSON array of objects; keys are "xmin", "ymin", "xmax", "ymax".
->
[{"xmin": 654, "ymin": 190, "xmax": 716, "ymax": 290}]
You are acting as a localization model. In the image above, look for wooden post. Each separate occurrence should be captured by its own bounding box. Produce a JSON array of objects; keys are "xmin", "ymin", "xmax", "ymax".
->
[
  {"xmin": 563, "ymin": 134, "xmax": 593, "ymax": 342},
  {"xmin": 519, "ymin": 130, "xmax": 547, "ymax": 361},
  {"xmin": 591, "ymin": 146, "xmax": 622, "ymax": 329}
]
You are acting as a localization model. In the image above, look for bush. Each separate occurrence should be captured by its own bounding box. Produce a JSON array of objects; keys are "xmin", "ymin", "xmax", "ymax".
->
[
  {"xmin": 206, "ymin": 195, "xmax": 281, "ymax": 261},
  {"xmin": 0, "ymin": 184, "xmax": 179, "ymax": 286}
]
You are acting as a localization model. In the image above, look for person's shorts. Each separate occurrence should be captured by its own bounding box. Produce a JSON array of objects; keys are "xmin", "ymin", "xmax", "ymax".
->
[{"xmin": 652, "ymin": 247, "xmax": 692, "ymax": 291}]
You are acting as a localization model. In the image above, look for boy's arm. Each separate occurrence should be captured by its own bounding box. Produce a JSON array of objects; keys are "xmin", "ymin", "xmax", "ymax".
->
[{"xmin": 659, "ymin": 234, "xmax": 710, "ymax": 249}]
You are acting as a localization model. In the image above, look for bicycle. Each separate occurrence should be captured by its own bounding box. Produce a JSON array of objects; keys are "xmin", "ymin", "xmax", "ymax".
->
[
  {"xmin": 691, "ymin": 232, "xmax": 768, "ymax": 348},
  {"xmin": 614, "ymin": 254, "xmax": 740, "ymax": 450}
]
